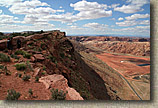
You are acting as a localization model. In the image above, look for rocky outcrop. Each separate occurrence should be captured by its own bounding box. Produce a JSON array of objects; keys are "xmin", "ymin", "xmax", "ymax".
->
[
  {"xmin": 39, "ymin": 74, "xmax": 84, "ymax": 100},
  {"xmin": 33, "ymin": 54, "xmax": 45, "ymax": 61},
  {"xmin": 0, "ymin": 40, "xmax": 7, "ymax": 50},
  {"xmin": 68, "ymin": 36, "xmax": 150, "ymax": 42},
  {"xmin": 0, "ymin": 31, "xmax": 65, "ymax": 50}
]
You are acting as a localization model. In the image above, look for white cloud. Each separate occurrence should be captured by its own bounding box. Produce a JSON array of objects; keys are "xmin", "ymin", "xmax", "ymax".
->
[
  {"xmin": 0, "ymin": 0, "xmax": 22, "ymax": 7},
  {"xmin": 125, "ymin": 14, "xmax": 150, "ymax": 20},
  {"xmin": 70, "ymin": 0, "xmax": 112, "ymax": 20},
  {"xmin": 112, "ymin": 25, "xmax": 150, "ymax": 35},
  {"xmin": 84, "ymin": 23, "xmax": 108, "ymax": 28},
  {"xmin": 114, "ymin": 0, "xmax": 149, "ymax": 13},
  {"xmin": 83, "ymin": 22, "xmax": 109, "ymax": 31},
  {"xmin": 116, "ymin": 20, "xmax": 150, "ymax": 26},
  {"xmin": 59, "ymin": 6, "xmax": 63, "ymax": 8},
  {"xmin": 109, "ymin": 4, "xmax": 120, "ymax": 8},
  {"xmin": 67, "ymin": 23, "xmax": 73, "ymax": 25},
  {"xmin": 6, "ymin": 0, "xmax": 112, "ymax": 24},
  {"xmin": 139, "ymin": 20, "xmax": 150, "ymax": 25},
  {"xmin": 43, "ymin": 12, "xmax": 78, "ymax": 23},
  {"xmin": 0, "ymin": 10, "xmax": 2, "ymax": 14},
  {"xmin": 0, "ymin": 14, "xmax": 21, "ymax": 24},
  {"xmin": 111, "ymin": 18, "xmax": 116, "ymax": 20},
  {"xmin": 118, "ymin": 17, "xmax": 124, "ymax": 21},
  {"xmin": 0, "ymin": 23, "xmax": 55, "ymax": 32}
]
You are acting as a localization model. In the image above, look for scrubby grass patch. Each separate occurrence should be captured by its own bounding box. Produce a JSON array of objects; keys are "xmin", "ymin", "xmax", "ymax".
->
[
  {"xmin": 22, "ymin": 75, "xmax": 30, "ymax": 81},
  {"xmin": 35, "ymin": 76, "xmax": 39, "ymax": 82},
  {"xmin": 6, "ymin": 89, "xmax": 21, "ymax": 100},
  {"xmin": 28, "ymin": 89, "xmax": 33, "ymax": 97},
  {"xmin": 11, "ymin": 54, "xmax": 20, "ymax": 60},
  {"xmin": 14, "ymin": 50, "xmax": 31, "ymax": 59},
  {"xmin": 48, "ymin": 55, "xmax": 57, "ymax": 63},
  {"xmin": 0, "ymin": 53, "xmax": 10, "ymax": 62},
  {"xmin": 0, "ymin": 65, "xmax": 4, "ymax": 69},
  {"xmin": 14, "ymin": 63, "xmax": 26, "ymax": 71},
  {"xmin": 26, "ymin": 61, "xmax": 33, "ymax": 72},
  {"xmin": 50, "ymin": 88, "xmax": 67, "ymax": 100}
]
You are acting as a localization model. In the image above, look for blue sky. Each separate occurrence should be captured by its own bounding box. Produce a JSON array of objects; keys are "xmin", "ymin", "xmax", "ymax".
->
[{"xmin": 0, "ymin": 0, "xmax": 150, "ymax": 37}]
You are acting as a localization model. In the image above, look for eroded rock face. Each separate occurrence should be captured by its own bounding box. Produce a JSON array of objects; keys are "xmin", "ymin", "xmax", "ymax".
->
[
  {"xmin": 33, "ymin": 54, "xmax": 44, "ymax": 61},
  {"xmin": 39, "ymin": 74, "xmax": 83, "ymax": 100},
  {"xmin": 0, "ymin": 40, "xmax": 7, "ymax": 50}
]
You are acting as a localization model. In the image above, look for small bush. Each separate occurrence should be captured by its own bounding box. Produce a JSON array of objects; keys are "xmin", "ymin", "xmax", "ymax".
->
[
  {"xmin": 14, "ymin": 50, "xmax": 25, "ymax": 55},
  {"xmin": 43, "ymin": 66, "xmax": 46, "ymax": 70},
  {"xmin": 0, "ymin": 53, "xmax": 10, "ymax": 62},
  {"xmin": 50, "ymin": 88, "xmax": 67, "ymax": 100},
  {"xmin": 18, "ymin": 73, "xmax": 22, "ymax": 78},
  {"xmin": 4, "ymin": 66, "xmax": 11, "ymax": 75},
  {"xmin": 28, "ymin": 89, "xmax": 33, "ymax": 97},
  {"xmin": 23, "ymin": 53, "xmax": 31, "ymax": 59},
  {"xmin": 6, "ymin": 89, "xmax": 21, "ymax": 100},
  {"xmin": 14, "ymin": 63, "xmax": 26, "ymax": 71},
  {"xmin": 60, "ymin": 53, "xmax": 65, "ymax": 58},
  {"xmin": 35, "ymin": 76, "xmax": 39, "ymax": 82},
  {"xmin": 48, "ymin": 55, "xmax": 57, "ymax": 63},
  {"xmin": 14, "ymin": 50, "xmax": 31, "ymax": 59},
  {"xmin": 41, "ymin": 72, "xmax": 46, "ymax": 75},
  {"xmin": 22, "ymin": 75, "xmax": 30, "ymax": 81},
  {"xmin": 26, "ymin": 61, "xmax": 33, "ymax": 72},
  {"xmin": 0, "ymin": 65, "xmax": 4, "ymax": 69},
  {"xmin": 11, "ymin": 54, "xmax": 20, "ymax": 60}
]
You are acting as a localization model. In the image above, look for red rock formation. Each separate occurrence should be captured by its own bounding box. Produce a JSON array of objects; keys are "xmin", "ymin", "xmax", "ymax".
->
[{"xmin": 39, "ymin": 74, "xmax": 84, "ymax": 100}]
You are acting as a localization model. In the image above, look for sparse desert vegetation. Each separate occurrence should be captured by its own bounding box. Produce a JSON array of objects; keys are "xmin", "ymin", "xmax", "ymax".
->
[{"xmin": 0, "ymin": 31, "xmax": 150, "ymax": 100}]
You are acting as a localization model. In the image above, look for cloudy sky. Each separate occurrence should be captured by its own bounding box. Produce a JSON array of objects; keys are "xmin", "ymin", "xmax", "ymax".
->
[{"xmin": 0, "ymin": 0, "xmax": 150, "ymax": 37}]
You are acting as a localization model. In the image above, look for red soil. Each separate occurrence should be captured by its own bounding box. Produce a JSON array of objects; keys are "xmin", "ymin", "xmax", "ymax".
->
[
  {"xmin": 0, "ymin": 61, "xmax": 51, "ymax": 100},
  {"xmin": 96, "ymin": 53, "xmax": 150, "ymax": 80}
]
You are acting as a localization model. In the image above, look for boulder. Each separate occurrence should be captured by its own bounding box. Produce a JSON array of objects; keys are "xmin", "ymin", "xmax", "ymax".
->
[
  {"xmin": 39, "ymin": 74, "xmax": 83, "ymax": 100},
  {"xmin": 30, "ymin": 56, "xmax": 35, "ymax": 62},
  {"xmin": 33, "ymin": 54, "xmax": 44, "ymax": 61},
  {"xmin": 0, "ymin": 40, "xmax": 7, "ymax": 50},
  {"xmin": 66, "ymin": 87, "xmax": 83, "ymax": 100},
  {"xmin": 39, "ymin": 74, "xmax": 68, "ymax": 89},
  {"xmin": 33, "ymin": 67, "xmax": 41, "ymax": 77}
]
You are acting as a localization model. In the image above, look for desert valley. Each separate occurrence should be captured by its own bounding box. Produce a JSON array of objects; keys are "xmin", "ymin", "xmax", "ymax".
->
[{"xmin": 0, "ymin": 30, "xmax": 150, "ymax": 100}]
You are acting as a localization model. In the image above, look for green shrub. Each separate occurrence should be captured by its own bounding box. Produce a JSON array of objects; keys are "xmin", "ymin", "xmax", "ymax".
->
[
  {"xmin": 60, "ymin": 53, "xmax": 65, "ymax": 58},
  {"xmin": 43, "ymin": 66, "xmax": 46, "ymax": 70},
  {"xmin": 28, "ymin": 89, "xmax": 33, "ymax": 97},
  {"xmin": 41, "ymin": 72, "xmax": 46, "ymax": 75},
  {"xmin": 14, "ymin": 63, "xmax": 26, "ymax": 71},
  {"xmin": 23, "ymin": 53, "xmax": 31, "ymax": 59},
  {"xmin": 35, "ymin": 76, "xmax": 39, "ymax": 82},
  {"xmin": 48, "ymin": 55, "xmax": 57, "ymax": 63},
  {"xmin": 22, "ymin": 75, "xmax": 30, "ymax": 81},
  {"xmin": 11, "ymin": 54, "xmax": 20, "ymax": 60},
  {"xmin": 0, "ymin": 53, "xmax": 10, "ymax": 62},
  {"xmin": 6, "ymin": 89, "xmax": 21, "ymax": 100},
  {"xmin": 14, "ymin": 50, "xmax": 26, "ymax": 55},
  {"xmin": 0, "ymin": 65, "xmax": 4, "ymax": 69},
  {"xmin": 14, "ymin": 50, "xmax": 31, "ymax": 59},
  {"xmin": 50, "ymin": 88, "xmax": 67, "ymax": 100},
  {"xmin": 18, "ymin": 73, "xmax": 22, "ymax": 78},
  {"xmin": 4, "ymin": 66, "xmax": 11, "ymax": 75},
  {"xmin": 26, "ymin": 61, "xmax": 33, "ymax": 72}
]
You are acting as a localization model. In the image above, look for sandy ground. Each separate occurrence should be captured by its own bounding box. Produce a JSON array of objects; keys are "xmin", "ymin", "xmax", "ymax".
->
[
  {"xmin": 96, "ymin": 53, "xmax": 150, "ymax": 79},
  {"xmin": 96, "ymin": 53, "xmax": 150, "ymax": 100}
]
